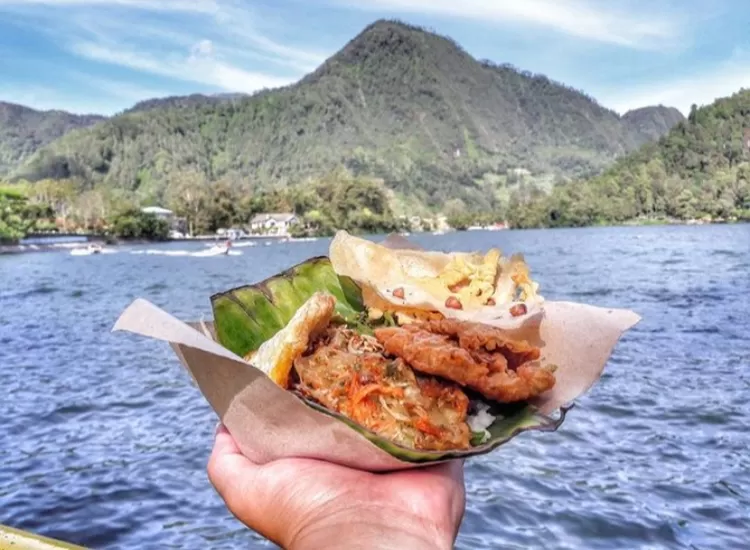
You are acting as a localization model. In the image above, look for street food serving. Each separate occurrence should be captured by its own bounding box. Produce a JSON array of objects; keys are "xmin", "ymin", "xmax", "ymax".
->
[
  {"xmin": 243, "ymin": 232, "xmax": 557, "ymax": 452},
  {"xmin": 116, "ymin": 230, "xmax": 642, "ymax": 467}
]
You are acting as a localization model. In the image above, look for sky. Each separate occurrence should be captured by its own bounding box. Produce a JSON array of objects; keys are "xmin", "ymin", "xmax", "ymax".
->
[{"xmin": 0, "ymin": 0, "xmax": 748, "ymax": 116}]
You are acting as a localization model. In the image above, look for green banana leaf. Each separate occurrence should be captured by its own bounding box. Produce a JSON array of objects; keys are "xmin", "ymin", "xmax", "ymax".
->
[
  {"xmin": 210, "ymin": 256, "xmax": 566, "ymax": 463},
  {"xmin": 211, "ymin": 256, "xmax": 365, "ymax": 357}
]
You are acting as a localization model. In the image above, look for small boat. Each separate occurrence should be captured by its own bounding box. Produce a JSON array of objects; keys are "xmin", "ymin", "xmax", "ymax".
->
[
  {"xmin": 287, "ymin": 237, "xmax": 318, "ymax": 243},
  {"xmin": 192, "ymin": 241, "xmax": 234, "ymax": 257},
  {"xmin": 70, "ymin": 244, "xmax": 104, "ymax": 256}
]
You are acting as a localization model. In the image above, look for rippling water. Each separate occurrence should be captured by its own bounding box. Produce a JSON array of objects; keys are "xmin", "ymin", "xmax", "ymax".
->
[{"xmin": 1, "ymin": 226, "xmax": 748, "ymax": 549}]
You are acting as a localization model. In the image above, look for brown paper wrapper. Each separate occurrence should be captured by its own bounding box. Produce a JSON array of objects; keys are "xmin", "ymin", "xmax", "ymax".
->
[{"xmin": 112, "ymin": 234, "xmax": 640, "ymax": 472}]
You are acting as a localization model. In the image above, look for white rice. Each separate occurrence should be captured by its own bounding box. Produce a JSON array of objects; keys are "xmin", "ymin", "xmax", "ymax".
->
[{"xmin": 467, "ymin": 402, "xmax": 496, "ymax": 443}]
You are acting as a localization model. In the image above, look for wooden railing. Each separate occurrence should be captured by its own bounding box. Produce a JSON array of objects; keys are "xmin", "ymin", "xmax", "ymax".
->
[{"xmin": 0, "ymin": 524, "xmax": 86, "ymax": 550}]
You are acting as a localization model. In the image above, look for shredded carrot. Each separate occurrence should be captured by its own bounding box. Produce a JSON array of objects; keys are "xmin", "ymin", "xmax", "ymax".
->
[
  {"xmin": 352, "ymin": 384, "xmax": 381, "ymax": 405},
  {"xmin": 415, "ymin": 417, "xmax": 443, "ymax": 437},
  {"xmin": 352, "ymin": 384, "xmax": 404, "ymax": 405}
]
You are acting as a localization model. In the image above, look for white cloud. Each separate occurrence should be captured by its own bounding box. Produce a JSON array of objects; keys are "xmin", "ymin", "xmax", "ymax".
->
[
  {"xmin": 70, "ymin": 40, "xmax": 294, "ymax": 92},
  {"xmin": 601, "ymin": 53, "xmax": 750, "ymax": 115},
  {"xmin": 0, "ymin": 0, "xmax": 329, "ymax": 97},
  {"xmin": 336, "ymin": 0, "xmax": 681, "ymax": 49}
]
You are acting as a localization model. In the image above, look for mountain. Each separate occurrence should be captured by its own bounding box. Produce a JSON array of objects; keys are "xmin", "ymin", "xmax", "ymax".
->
[
  {"xmin": 622, "ymin": 105, "xmax": 685, "ymax": 145},
  {"xmin": 10, "ymin": 20, "xmax": 683, "ymax": 211},
  {"xmin": 507, "ymin": 89, "xmax": 750, "ymax": 228},
  {"xmin": 0, "ymin": 101, "xmax": 106, "ymax": 176}
]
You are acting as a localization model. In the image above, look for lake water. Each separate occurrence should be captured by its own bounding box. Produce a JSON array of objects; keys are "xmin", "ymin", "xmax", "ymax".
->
[{"xmin": 1, "ymin": 225, "xmax": 748, "ymax": 549}]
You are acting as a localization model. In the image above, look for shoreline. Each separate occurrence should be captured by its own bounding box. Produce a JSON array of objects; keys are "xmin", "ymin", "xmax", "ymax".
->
[
  {"xmin": 2, "ymin": 220, "xmax": 746, "ymax": 256},
  {"xmin": 0, "ymin": 233, "xmax": 289, "ymax": 256}
]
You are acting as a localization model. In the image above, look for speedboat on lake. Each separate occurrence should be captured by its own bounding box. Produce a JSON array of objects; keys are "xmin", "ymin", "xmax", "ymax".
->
[
  {"xmin": 70, "ymin": 244, "xmax": 104, "ymax": 256},
  {"xmin": 193, "ymin": 241, "xmax": 236, "ymax": 257}
]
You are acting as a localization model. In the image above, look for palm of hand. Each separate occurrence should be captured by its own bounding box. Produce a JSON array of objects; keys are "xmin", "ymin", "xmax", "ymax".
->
[{"xmin": 208, "ymin": 425, "xmax": 466, "ymax": 550}]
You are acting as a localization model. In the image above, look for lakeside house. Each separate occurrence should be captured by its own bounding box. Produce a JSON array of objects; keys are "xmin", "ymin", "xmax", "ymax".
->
[
  {"xmin": 141, "ymin": 206, "xmax": 188, "ymax": 235},
  {"xmin": 217, "ymin": 227, "xmax": 248, "ymax": 240},
  {"xmin": 141, "ymin": 206, "xmax": 174, "ymax": 216},
  {"xmin": 249, "ymin": 212, "xmax": 299, "ymax": 235}
]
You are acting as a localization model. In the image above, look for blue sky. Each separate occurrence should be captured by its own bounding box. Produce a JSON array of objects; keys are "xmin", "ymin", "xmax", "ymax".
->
[{"xmin": 0, "ymin": 0, "xmax": 748, "ymax": 116}]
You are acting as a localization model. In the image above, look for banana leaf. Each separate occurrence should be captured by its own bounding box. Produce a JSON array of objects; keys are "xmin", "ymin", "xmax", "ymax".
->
[{"xmin": 210, "ymin": 256, "xmax": 565, "ymax": 463}]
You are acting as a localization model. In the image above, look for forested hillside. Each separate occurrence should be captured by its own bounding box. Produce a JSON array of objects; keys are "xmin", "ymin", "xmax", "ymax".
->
[
  {"xmin": 508, "ymin": 90, "xmax": 750, "ymax": 227},
  {"xmin": 10, "ymin": 20, "xmax": 682, "ymax": 213},
  {"xmin": 0, "ymin": 102, "xmax": 105, "ymax": 176}
]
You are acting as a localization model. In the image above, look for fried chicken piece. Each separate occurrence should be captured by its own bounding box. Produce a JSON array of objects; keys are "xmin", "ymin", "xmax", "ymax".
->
[
  {"xmin": 374, "ymin": 319, "xmax": 555, "ymax": 403},
  {"xmin": 401, "ymin": 319, "xmax": 541, "ymax": 369},
  {"xmin": 292, "ymin": 325, "xmax": 471, "ymax": 451}
]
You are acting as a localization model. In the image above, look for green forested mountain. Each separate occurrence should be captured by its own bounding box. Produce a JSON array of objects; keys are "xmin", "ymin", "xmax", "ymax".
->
[
  {"xmin": 10, "ymin": 20, "xmax": 682, "ymax": 212},
  {"xmin": 0, "ymin": 101, "xmax": 105, "ymax": 176},
  {"xmin": 508, "ymin": 90, "xmax": 750, "ymax": 227}
]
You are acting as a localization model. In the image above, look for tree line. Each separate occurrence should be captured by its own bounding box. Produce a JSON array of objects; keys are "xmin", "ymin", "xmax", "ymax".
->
[
  {"xmin": 502, "ymin": 91, "xmax": 750, "ymax": 227},
  {"xmin": 0, "ymin": 166, "xmax": 405, "ymax": 243}
]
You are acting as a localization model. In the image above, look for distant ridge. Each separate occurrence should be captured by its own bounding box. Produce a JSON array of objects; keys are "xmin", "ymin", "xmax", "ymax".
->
[
  {"xmin": 0, "ymin": 101, "xmax": 105, "ymax": 175},
  {"xmin": 507, "ymin": 89, "xmax": 750, "ymax": 228}
]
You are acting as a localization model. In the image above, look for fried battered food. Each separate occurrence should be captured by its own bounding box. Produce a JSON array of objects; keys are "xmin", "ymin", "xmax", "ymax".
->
[
  {"xmin": 248, "ymin": 292, "xmax": 336, "ymax": 387},
  {"xmin": 292, "ymin": 325, "xmax": 471, "ymax": 451},
  {"xmin": 329, "ymin": 231, "xmax": 544, "ymax": 322},
  {"xmin": 415, "ymin": 249, "xmax": 501, "ymax": 307},
  {"xmin": 374, "ymin": 319, "xmax": 555, "ymax": 403}
]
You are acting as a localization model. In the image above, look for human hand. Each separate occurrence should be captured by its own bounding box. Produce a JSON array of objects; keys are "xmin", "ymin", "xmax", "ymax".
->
[{"xmin": 207, "ymin": 424, "xmax": 466, "ymax": 550}]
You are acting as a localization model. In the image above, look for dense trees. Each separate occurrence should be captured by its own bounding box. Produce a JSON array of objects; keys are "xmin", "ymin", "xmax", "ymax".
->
[
  {"xmin": 0, "ymin": 179, "xmax": 166, "ymax": 242},
  {"xmin": 0, "ymin": 102, "xmax": 104, "ymax": 176},
  {"xmin": 0, "ymin": 185, "xmax": 55, "ymax": 242},
  {"xmin": 165, "ymin": 167, "xmax": 407, "ymax": 237},
  {"xmin": 504, "ymin": 90, "xmax": 750, "ymax": 227},
  {"xmin": 0, "ymin": 166, "xmax": 404, "ymax": 242},
  {"xmin": 110, "ymin": 209, "xmax": 169, "ymax": 240}
]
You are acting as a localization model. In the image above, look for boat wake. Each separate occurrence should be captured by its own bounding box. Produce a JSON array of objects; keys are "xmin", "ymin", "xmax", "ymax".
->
[
  {"xmin": 70, "ymin": 245, "xmax": 117, "ymax": 256},
  {"xmin": 130, "ymin": 248, "xmax": 243, "ymax": 257}
]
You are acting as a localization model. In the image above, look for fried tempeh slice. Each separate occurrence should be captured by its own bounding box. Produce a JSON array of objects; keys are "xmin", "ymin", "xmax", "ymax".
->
[
  {"xmin": 374, "ymin": 319, "xmax": 555, "ymax": 403},
  {"xmin": 292, "ymin": 325, "xmax": 471, "ymax": 451}
]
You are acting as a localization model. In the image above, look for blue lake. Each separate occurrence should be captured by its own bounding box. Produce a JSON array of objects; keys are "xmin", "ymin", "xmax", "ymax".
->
[{"xmin": 1, "ymin": 225, "xmax": 748, "ymax": 549}]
